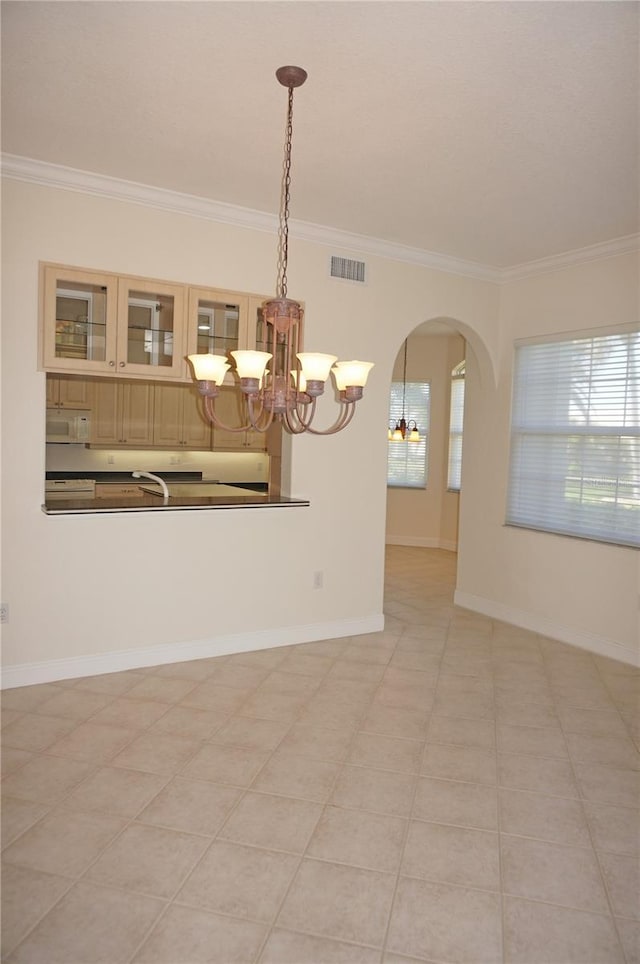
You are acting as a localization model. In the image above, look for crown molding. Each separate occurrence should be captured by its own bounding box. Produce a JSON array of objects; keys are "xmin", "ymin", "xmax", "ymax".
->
[
  {"xmin": 0, "ymin": 153, "xmax": 499, "ymax": 281},
  {"xmin": 2, "ymin": 153, "xmax": 638, "ymax": 284},
  {"xmin": 1, "ymin": 152, "xmax": 278, "ymax": 233},
  {"xmin": 500, "ymin": 233, "xmax": 640, "ymax": 282}
]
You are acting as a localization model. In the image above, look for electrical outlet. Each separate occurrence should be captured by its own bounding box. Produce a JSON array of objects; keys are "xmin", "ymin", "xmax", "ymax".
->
[
  {"xmin": 313, "ymin": 571, "xmax": 323, "ymax": 590},
  {"xmin": 0, "ymin": 603, "xmax": 8, "ymax": 624},
  {"xmin": 169, "ymin": 456, "xmax": 181, "ymax": 465},
  {"xmin": 107, "ymin": 455, "xmax": 115, "ymax": 464}
]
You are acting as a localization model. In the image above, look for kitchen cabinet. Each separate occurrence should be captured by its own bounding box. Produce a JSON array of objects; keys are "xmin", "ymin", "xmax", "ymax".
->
[
  {"xmin": 41, "ymin": 264, "xmax": 303, "ymax": 391},
  {"xmin": 152, "ymin": 383, "xmax": 212, "ymax": 449},
  {"xmin": 211, "ymin": 387, "xmax": 267, "ymax": 452},
  {"xmin": 185, "ymin": 288, "xmax": 303, "ymax": 385},
  {"xmin": 91, "ymin": 380, "xmax": 155, "ymax": 447},
  {"xmin": 186, "ymin": 287, "xmax": 249, "ymax": 387},
  {"xmin": 46, "ymin": 374, "xmax": 93, "ymax": 409},
  {"xmin": 41, "ymin": 264, "xmax": 187, "ymax": 381},
  {"xmin": 116, "ymin": 276, "xmax": 186, "ymax": 380}
]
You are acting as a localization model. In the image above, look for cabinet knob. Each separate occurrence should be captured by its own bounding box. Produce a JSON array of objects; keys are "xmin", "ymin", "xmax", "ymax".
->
[
  {"xmin": 119, "ymin": 362, "xmax": 125, "ymax": 368},
  {"xmin": 109, "ymin": 360, "xmax": 115, "ymax": 367}
]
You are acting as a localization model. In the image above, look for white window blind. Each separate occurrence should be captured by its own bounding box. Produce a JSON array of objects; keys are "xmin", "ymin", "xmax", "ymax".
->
[
  {"xmin": 447, "ymin": 362, "xmax": 465, "ymax": 491},
  {"xmin": 507, "ymin": 331, "xmax": 640, "ymax": 548},
  {"xmin": 387, "ymin": 381, "xmax": 430, "ymax": 488}
]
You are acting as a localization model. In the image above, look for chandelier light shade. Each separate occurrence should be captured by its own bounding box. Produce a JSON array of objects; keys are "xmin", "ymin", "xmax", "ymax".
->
[
  {"xmin": 188, "ymin": 65, "xmax": 374, "ymax": 436},
  {"xmin": 389, "ymin": 339, "xmax": 421, "ymax": 442},
  {"xmin": 190, "ymin": 353, "xmax": 230, "ymax": 384}
]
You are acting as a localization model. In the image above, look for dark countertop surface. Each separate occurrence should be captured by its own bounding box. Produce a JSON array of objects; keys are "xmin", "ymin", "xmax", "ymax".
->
[
  {"xmin": 45, "ymin": 472, "xmax": 269, "ymax": 493},
  {"xmin": 46, "ymin": 471, "xmax": 204, "ymax": 482},
  {"xmin": 43, "ymin": 491, "xmax": 308, "ymax": 514}
]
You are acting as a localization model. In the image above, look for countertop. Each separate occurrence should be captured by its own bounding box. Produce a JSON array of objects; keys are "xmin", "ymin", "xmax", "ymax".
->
[
  {"xmin": 43, "ymin": 490, "xmax": 309, "ymax": 514},
  {"xmin": 42, "ymin": 472, "xmax": 290, "ymax": 511},
  {"xmin": 45, "ymin": 471, "xmax": 269, "ymax": 493}
]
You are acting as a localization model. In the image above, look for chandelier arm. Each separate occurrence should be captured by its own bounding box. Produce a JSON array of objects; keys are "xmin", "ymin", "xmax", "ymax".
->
[
  {"xmin": 247, "ymin": 396, "xmax": 276, "ymax": 433},
  {"xmin": 291, "ymin": 395, "xmax": 319, "ymax": 430},
  {"xmin": 301, "ymin": 401, "xmax": 358, "ymax": 436},
  {"xmin": 203, "ymin": 394, "xmax": 252, "ymax": 433},
  {"xmin": 282, "ymin": 396, "xmax": 317, "ymax": 434}
]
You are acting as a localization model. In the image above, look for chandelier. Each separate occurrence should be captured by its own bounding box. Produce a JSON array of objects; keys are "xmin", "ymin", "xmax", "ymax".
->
[
  {"xmin": 389, "ymin": 339, "xmax": 420, "ymax": 441},
  {"xmin": 188, "ymin": 66, "xmax": 374, "ymax": 435}
]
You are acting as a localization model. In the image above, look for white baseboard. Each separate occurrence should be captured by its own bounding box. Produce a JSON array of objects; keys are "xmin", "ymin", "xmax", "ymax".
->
[
  {"xmin": 386, "ymin": 536, "xmax": 458, "ymax": 552},
  {"xmin": 1, "ymin": 614, "xmax": 385, "ymax": 690},
  {"xmin": 454, "ymin": 590, "xmax": 639, "ymax": 667}
]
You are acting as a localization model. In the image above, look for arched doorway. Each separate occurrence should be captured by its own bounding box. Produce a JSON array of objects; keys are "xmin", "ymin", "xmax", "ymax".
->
[{"xmin": 384, "ymin": 316, "xmax": 496, "ymax": 593}]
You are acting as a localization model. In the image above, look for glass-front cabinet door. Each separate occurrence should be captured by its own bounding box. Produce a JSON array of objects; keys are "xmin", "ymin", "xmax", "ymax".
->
[
  {"xmin": 186, "ymin": 288, "xmax": 250, "ymax": 386},
  {"xmin": 116, "ymin": 279, "xmax": 186, "ymax": 379},
  {"xmin": 41, "ymin": 265, "xmax": 187, "ymax": 379},
  {"xmin": 41, "ymin": 265, "xmax": 118, "ymax": 374}
]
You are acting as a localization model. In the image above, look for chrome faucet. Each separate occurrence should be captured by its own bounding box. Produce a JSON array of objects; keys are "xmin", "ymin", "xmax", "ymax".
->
[{"xmin": 132, "ymin": 471, "xmax": 169, "ymax": 499}]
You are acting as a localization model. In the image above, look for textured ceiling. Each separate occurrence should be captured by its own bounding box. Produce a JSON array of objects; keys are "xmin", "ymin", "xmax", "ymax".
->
[{"xmin": 2, "ymin": 1, "xmax": 638, "ymax": 268}]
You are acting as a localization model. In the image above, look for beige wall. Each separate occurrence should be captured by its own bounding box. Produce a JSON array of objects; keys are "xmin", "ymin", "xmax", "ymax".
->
[
  {"xmin": 456, "ymin": 253, "xmax": 639, "ymax": 664},
  {"xmin": 385, "ymin": 332, "xmax": 464, "ymax": 550},
  {"xmin": 1, "ymin": 177, "xmax": 637, "ymax": 680},
  {"xmin": 1, "ymin": 178, "xmax": 503, "ymax": 682}
]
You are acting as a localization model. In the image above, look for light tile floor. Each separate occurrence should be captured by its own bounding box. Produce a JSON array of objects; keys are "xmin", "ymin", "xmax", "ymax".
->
[{"xmin": 2, "ymin": 546, "xmax": 639, "ymax": 963}]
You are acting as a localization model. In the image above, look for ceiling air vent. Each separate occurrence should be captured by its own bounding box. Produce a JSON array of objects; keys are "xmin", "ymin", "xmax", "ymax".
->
[{"xmin": 330, "ymin": 255, "xmax": 366, "ymax": 284}]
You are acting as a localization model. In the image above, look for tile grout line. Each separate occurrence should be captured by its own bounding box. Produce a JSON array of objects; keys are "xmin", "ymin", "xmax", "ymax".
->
[
  {"xmin": 491, "ymin": 621, "xmax": 509, "ymax": 964},
  {"xmin": 249, "ymin": 641, "xmax": 394, "ymax": 964},
  {"xmin": 4, "ymin": 659, "xmax": 286, "ymax": 962},
  {"xmin": 122, "ymin": 641, "xmax": 363, "ymax": 963},
  {"xmin": 378, "ymin": 603, "xmax": 452, "ymax": 963},
  {"xmin": 122, "ymin": 662, "xmax": 320, "ymax": 963},
  {"xmin": 539, "ymin": 644, "xmax": 630, "ymax": 963}
]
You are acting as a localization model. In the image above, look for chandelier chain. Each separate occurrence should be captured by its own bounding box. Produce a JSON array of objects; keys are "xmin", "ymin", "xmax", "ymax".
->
[
  {"xmin": 277, "ymin": 85, "xmax": 295, "ymax": 299},
  {"xmin": 402, "ymin": 339, "xmax": 408, "ymax": 416},
  {"xmin": 188, "ymin": 65, "xmax": 374, "ymax": 437}
]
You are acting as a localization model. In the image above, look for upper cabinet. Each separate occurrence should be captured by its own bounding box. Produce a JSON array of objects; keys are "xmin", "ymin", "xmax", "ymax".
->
[
  {"xmin": 46, "ymin": 374, "xmax": 93, "ymax": 409},
  {"xmin": 41, "ymin": 265, "xmax": 186, "ymax": 381},
  {"xmin": 186, "ymin": 288, "xmax": 249, "ymax": 361},
  {"xmin": 116, "ymin": 278, "xmax": 186, "ymax": 380},
  {"xmin": 40, "ymin": 263, "xmax": 302, "ymax": 386},
  {"xmin": 152, "ymin": 383, "xmax": 212, "ymax": 450},
  {"xmin": 41, "ymin": 266, "xmax": 118, "ymax": 375},
  {"xmin": 91, "ymin": 380, "xmax": 155, "ymax": 447}
]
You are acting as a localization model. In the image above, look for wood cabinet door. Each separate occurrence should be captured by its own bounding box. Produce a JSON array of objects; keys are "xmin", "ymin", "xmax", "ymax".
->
[
  {"xmin": 121, "ymin": 383, "xmax": 155, "ymax": 446},
  {"xmin": 46, "ymin": 376, "xmax": 59, "ymax": 407},
  {"xmin": 91, "ymin": 380, "xmax": 120, "ymax": 444},
  {"xmin": 181, "ymin": 386, "xmax": 212, "ymax": 449},
  {"xmin": 186, "ymin": 288, "xmax": 250, "ymax": 388},
  {"xmin": 116, "ymin": 278, "xmax": 187, "ymax": 380},
  {"xmin": 41, "ymin": 264, "xmax": 118, "ymax": 375},
  {"xmin": 152, "ymin": 384, "xmax": 183, "ymax": 447},
  {"xmin": 244, "ymin": 429, "xmax": 268, "ymax": 452},
  {"xmin": 57, "ymin": 376, "xmax": 93, "ymax": 409},
  {"xmin": 211, "ymin": 387, "xmax": 247, "ymax": 449},
  {"xmin": 46, "ymin": 375, "xmax": 93, "ymax": 409}
]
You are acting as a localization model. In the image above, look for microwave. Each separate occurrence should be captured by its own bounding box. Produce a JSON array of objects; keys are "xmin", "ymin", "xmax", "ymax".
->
[{"xmin": 46, "ymin": 409, "xmax": 91, "ymax": 444}]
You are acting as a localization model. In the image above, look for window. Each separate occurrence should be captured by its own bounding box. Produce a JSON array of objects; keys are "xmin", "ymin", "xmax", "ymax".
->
[
  {"xmin": 507, "ymin": 329, "xmax": 639, "ymax": 548},
  {"xmin": 387, "ymin": 382, "xmax": 430, "ymax": 487},
  {"xmin": 447, "ymin": 361, "xmax": 465, "ymax": 490}
]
